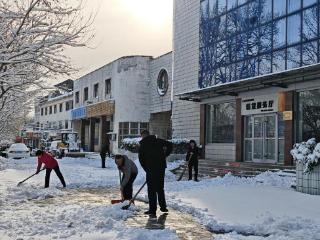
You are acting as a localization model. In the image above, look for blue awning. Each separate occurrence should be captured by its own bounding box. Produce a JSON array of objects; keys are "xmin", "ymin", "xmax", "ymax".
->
[{"xmin": 71, "ymin": 107, "xmax": 86, "ymax": 120}]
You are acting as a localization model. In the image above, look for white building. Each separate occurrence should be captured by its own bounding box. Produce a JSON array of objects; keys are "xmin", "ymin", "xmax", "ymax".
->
[
  {"xmin": 72, "ymin": 54, "xmax": 172, "ymax": 153},
  {"xmin": 35, "ymin": 80, "xmax": 74, "ymax": 140}
]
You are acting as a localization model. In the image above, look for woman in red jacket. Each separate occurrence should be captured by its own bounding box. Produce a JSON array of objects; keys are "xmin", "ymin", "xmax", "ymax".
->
[{"xmin": 35, "ymin": 150, "xmax": 66, "ymax": 188}]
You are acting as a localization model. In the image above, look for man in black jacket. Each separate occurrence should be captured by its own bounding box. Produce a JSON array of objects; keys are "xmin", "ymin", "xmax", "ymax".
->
[{"xmin": 139, "ymin": 130, "xmax": 172, "ymax": 216}]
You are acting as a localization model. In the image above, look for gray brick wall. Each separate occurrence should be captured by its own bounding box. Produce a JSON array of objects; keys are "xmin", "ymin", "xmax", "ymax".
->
[{"xmin": 172, "ymin": 0, "xmax": 200, "ymax": 141}]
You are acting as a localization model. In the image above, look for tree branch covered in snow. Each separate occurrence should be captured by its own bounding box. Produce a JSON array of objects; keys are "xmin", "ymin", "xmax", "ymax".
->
[{"xmin": 0, "ymin": 0, "xmax": 94, "ymax": 140}]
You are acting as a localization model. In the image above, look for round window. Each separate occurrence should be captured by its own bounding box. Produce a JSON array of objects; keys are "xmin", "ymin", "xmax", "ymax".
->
[{"xmin": 157, "ymin": 69, "xmax": 169, "ymax": 96}]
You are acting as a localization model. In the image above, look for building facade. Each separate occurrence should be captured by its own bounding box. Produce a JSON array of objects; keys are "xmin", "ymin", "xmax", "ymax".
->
[
  {"xmin": 72, "ymin": 54, "xmax": 173, "ymax": 153},
  {"xmin": 173, "ymin": 0, "xmax": 320, "ymax": 166},
  {"xmin": 35, "ymin": 80, "xmax": 74, "ymax": 141}
]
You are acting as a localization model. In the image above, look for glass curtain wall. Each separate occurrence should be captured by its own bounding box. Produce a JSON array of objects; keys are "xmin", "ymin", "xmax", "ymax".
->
[{"xmin": 200, "ymin": 0, "xmax": 319, "ymax": 88}]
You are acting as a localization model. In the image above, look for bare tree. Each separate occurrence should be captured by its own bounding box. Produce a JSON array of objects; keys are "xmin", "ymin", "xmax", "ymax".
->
[{"xmin": 0, "ymin": 0, "xmax": 94, "ymax": 140}]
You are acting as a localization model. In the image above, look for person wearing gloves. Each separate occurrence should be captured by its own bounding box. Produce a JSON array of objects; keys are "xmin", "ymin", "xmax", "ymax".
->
[{"xmin": 114, "ymin": 155, "xmax": 138, "ymax": 200}]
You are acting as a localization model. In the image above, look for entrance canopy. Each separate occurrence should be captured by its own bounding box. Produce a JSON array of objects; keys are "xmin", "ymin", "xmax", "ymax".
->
[{"xmin": 176, "ymin": 64, "xmax": 320, "ymax": 102}]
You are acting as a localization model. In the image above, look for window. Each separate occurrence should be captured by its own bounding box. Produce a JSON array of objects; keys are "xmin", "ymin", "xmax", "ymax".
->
[
  {"xmin": 105, "ymin": 79, "xmax": 111, "ymax": 95},
  {"xmin": 75, "ymin": 92, "xmax": 79, "ymax": 104},
  {"xmin": 260, "ymin": 0, "xmax": 272, "ymax": 23},
  {"xmin": 218, "ymin": 0, "xmax": 227, "ymax": 14},
  {"xmin": 273, "ymin": 50, "xmax": 286, "ymax": 72},
  {"xmin": 66, "ymin": 101, "xmax": 73, "ymax": 111},
  {"xmin": 49, "ymin": 106, "xmax": 52, "ymax": 114},
  {"xmin": 59, "ymin": 103, "xmax": 63, "ymax": 112},
  {"xmin": 288, "ymin": 0, "xmax": 301, "ymax": 13},
  {"xmin": 84, "ymin": 87, "xmax": 89, "ymax": 102},
  {"xmin": 287, "ymin": 13, "xmax": 301, "ymax": 45},
  {"xmin": 259, "ymin": 54, "xmax": 271, "ymax": 75},
  {"xmin": 93, "ymin": 83, "xmax": 99, "ymax": 98},
  {"xmin": 303, "ymin": 7, "xmax": 318, "ymax": 41},
  {"xmin": 297, "ymin": 89, "xmax": 320, "ymax": 142},
  {"xmin": 130, "ymin": 122, "xmax": 139, "ymax": 135},
  {"xmin": 54, "ymin": 105, "xmax": 57, "ymax": 114},
  {"xmin": 228, "ymin": 0, "xmax": 237, "ymax": 11},
  {"xmin": 206, "ymin": 102, "xmax": 236, "ymax": 143},
  {"xmin": 287, "ymin": 46, "xmax": 301, "ymax": 70},
  {"xmin": 259, "ymin": 23, "xmax": 272, "ymax": 53},
  {"xmin": 157, "ymin": 69, "xmax": 169, "ymax": 96},
  {"xmin": 274, "ymin": 18, "xmax": 286, "ymax": 48},
  {"xmin": 65, "ymin": 121, "xmax": 69, "ymax": 129},
  {"xmin": 118, "ymin": 122, "xmax": 149, "ymax": 143},
  {"xmin": 238, "ymin": 0, "xmax": 246, "ymax": 6},
  {"xmin": 226, "ymin": 12, "xmax": 237, "ymax": 36},
  {"xmin": 199, "ymin": 0, "xmax": 320, "ymax": 87},
  {"xmin": 273, "ymin": 0, "xmax": 286, "ymax": 18},
  {"xmin": 304, "ymin": 0, "xmax": 317, "ymax": 7},
  {"xmin": 302, "ymin": 41, "xmax": 318, "ymax": 65},
  {"xmin": 41, "ymin": 108, "xmax": 44, "ymax": 116},
  {"xmin": 45, "ymin": 107, "xmax": 48, "ymax": 115}
]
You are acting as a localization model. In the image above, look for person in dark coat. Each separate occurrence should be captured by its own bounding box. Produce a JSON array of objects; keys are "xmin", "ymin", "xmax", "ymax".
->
[
  {"xmin": 139, "ymin": 130, "xmax": 172, "ymax": 216},
  {"xmin": 100, "ymin": 140, "xmax": 110, "ymax": 168},
  {"xmin": 115, "ymin": 155, "xmax": 138, "ymax": 200},
  {"xmin": 186, "ymin": 140, "xmax": 200, "ymax": 181}
]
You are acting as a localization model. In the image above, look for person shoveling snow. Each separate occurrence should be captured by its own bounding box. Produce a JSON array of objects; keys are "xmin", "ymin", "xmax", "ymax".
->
[
  {"xmin": 35, "ymin": 150, "xmax": 66, "ymax": 188},
  {"xmin": 113, "ymin": 155, "xmax": 138, "ymax": 203}
]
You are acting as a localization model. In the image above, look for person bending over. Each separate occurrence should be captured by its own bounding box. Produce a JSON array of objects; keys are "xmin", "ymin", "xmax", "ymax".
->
[
  {"xmin": 115, "ymin": 154, "xmax": 138, "ymax": 200},
  {"xmin": 35, "ymin": 150, "xmax": 66, "ymax": 188}
]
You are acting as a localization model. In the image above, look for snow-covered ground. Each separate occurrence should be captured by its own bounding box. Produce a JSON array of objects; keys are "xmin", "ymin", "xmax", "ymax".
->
[{"xmin": 0, "ymin": 156, "xmax": 319, "ymax": 240}]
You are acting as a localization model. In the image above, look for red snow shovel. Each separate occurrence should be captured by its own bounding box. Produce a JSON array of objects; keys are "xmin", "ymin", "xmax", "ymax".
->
[
  {"xmin": 122, "ymin": 181, "xmax": 147, "ymax": 210},
  {"xmin": 17, "ymin": 168, "xmax": 45, "ymax": 186},
  {"xmin": 111, "ymin": 170, "xmax": 124, "ymax": 204}
]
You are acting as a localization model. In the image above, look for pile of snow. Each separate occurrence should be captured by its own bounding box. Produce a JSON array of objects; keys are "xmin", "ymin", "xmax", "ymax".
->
[
  {"xmin": 0, "ymin": 157, "xmax": 7, "ymax": 170},
  {"xmin": 162, "ymin": 171, "xmax": 319, "ymax": 240},
  {"xmin": 291, "ymin": 138, "xmax": 320, "ymax": 173},
  {"xmin": 5, "ymin": 185, "xmax": 65, "ymax": 203}
]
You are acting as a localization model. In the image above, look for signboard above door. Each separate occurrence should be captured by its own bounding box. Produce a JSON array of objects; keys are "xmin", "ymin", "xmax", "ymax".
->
[{"xmin": 241, "ymin": 94, "xmax": 278, "ymax": 115}]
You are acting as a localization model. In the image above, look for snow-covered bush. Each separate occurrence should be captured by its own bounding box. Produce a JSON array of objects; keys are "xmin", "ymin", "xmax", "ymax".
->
[
  {"xmin": 120, "ymin": 138, "xmax": 190, "ymax": 154},
  {"xmin": 291, "ymin": 138, "xmax": 320, "ymax": 173},
  {"xmin": 120, "ymin": 137, "xmax": 142, "ymax": 153}
]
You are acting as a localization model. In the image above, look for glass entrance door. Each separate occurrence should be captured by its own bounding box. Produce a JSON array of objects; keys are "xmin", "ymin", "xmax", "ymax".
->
[{"xmin": 244, "ymin": 114, "xmax": 277, "ymax": 163}]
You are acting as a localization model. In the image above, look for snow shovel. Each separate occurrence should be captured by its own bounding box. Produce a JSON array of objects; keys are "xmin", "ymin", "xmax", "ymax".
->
[
  {"xmin": 111, "ymin": 170, "xmax": 123, "ymax": 204},
  {"xmin": 177, "ymin": 153, "xmax": 193, "ymax": 181},
  {"xmin": 17, "ymin": 168, "xmax": 45, "ymax": 186},
  {"xmin": 122, "ymin": 181, "xmax": 147, "ymax": 210}
]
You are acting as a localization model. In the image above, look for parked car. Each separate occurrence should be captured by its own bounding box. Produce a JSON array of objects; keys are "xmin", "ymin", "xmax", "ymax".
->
[{"xmin": 7, "ymin": 143, "xmax": 30, "ymax": 159}]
